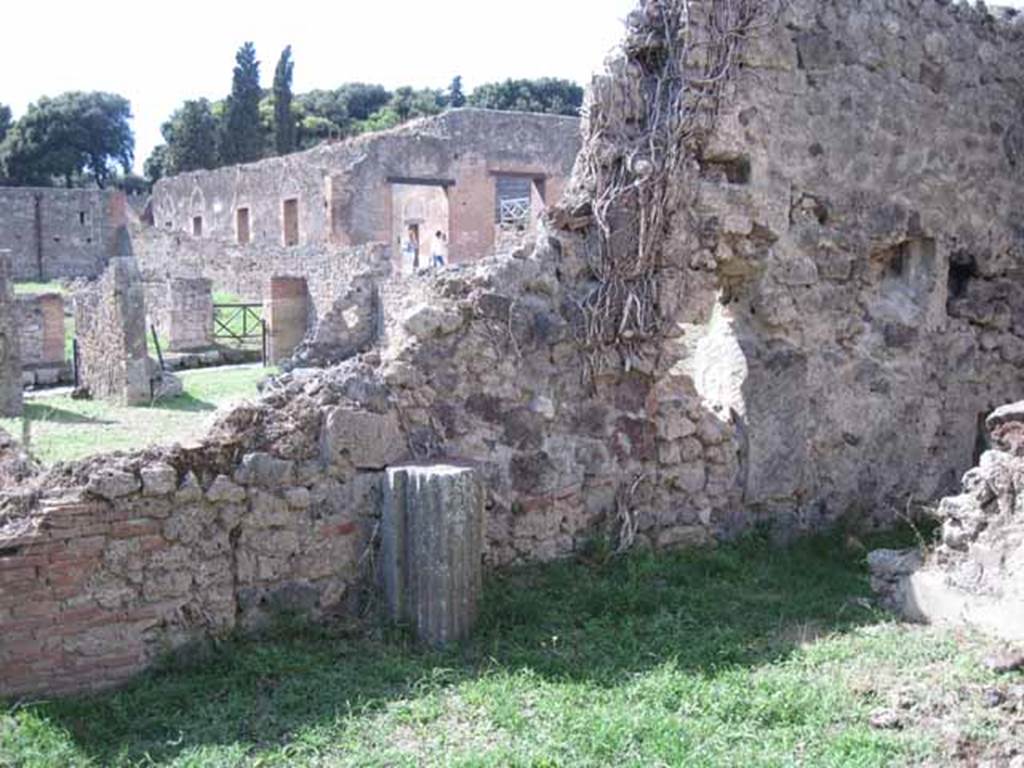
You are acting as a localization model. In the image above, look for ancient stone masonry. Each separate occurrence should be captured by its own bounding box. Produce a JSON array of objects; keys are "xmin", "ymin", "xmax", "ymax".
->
[
  {"xmin": 73, "ymin": 258, "xmax": 153, "ymax": 405},
  {"xmin": 0, "ymin": 188, "xmax": 128, "ymax": 280},
  {"xmin": 148, "ymin": 109, "xmax": 580, "ymax": 269},
  {"xmin": 143, "ymin": 277, "xmax": 214, "ymax": 353},
  {"xmin": 4, "ymin": 0, "xmax": 1024, "ymax": 697},
  {"xmin": 870, "ymin": 401, "xmax": 1024, "ymax": 642},
  {"xmin": 557, "ymin": 0, "xmax": 1024, "ymax": 530},
  {"xmin": 0, "ymin": 251, "xmax": 23, "ymax": 417},
  {"xmin": 15, "ymin": 292, "xmax": 69, "ymax": 386},
  {"xmin": 381, "ymin": 464, "xmax": 485, "ymax": 647}
]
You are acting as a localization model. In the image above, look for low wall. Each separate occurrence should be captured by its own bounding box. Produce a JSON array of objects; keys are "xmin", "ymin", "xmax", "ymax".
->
[{"xmin": 15, "ymin": 293, "xmax": 68, "ymax": 386}]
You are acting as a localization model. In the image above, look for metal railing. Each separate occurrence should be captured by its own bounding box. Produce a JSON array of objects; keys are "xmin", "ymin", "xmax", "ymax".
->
[
  {"xmin": 499, "ymin": 197, "xmax": 531, "ymax": 227},
  {"xmin": 213, "ymin": 303, "xmax": 267, "ymax": 363}
]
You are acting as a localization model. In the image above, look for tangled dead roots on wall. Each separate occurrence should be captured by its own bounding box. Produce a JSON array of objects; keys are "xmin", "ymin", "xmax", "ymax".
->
[{"xmin": 575, "ymin": 0, "xmax": 775, "ymax": 379}]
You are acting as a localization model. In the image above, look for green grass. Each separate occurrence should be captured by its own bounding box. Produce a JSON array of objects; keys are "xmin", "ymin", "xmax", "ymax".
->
[
  {"xmin": 212, "ymin": 291, "xmax": 264, "ymax": 350},
  {"xmin": 12, "ymin": 281, "xmax": 65, "ymax": 295},
  {"xmin": 0, "ymin": 365, "xmax": 275, "ymax": 464},
  {"xmin": 1, "ymin": 534, "xmax": 1014, "ymax": 767}
]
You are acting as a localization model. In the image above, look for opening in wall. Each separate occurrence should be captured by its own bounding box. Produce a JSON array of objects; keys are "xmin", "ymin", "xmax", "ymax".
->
[
  {"xmin": 78, "ymin": 211, "xmax": 88, "ymax": 226},
  {"xmin": 283, "ymin": 198, "xmax": 299, "ymax": 246},
  {"xmin": 236, "ymin": 207, "xmax": 251, "ymax": 245},
  {"xmin": 192, "ymin": 216, "xmax": 203, "ymax": 237},
  {"xmin": 947, "ymin": 250, "xmax": 978, "ymax": 304}
]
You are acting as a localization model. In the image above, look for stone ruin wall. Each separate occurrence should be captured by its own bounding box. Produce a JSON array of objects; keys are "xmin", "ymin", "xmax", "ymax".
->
[
  {"xmin": 73, "ymin": 258, "xmax": 152, "ymax": 405},
  {"xmin": 0, "ymin": 251, "xmax": 22, "ymax": 417},
  {"xmin": 148, "ymin": 109, "xmax": 580, "ymax": 271},
  {"xmin": 142, "ymin": 277, "xmax": 214, "ymax": 353},
  {"xmin": 3, "ymin": 0, "xmax": 1024, "ymax": 697},
  {"xmin": 0, "ymin": 188, "xmax": 127, "ymax": 281},
  {"xmin": 15, "ymin": 293, "xmax": 68, "ymax": 386}
]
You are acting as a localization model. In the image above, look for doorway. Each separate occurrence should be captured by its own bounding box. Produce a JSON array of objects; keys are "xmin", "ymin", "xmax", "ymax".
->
[{"xmin": 390, "ymin": 181, "xmax": 450, "ymax": 276}]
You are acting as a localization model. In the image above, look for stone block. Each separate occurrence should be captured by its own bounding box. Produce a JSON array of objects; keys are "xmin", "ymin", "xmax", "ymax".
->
[
  {"xmin": 141, "ymin": 463, "xmax": 178, "ymax": 496},
  {"xmin": 381, "ymin": 464, "xmax": 485, "ymax": 646},
  {"xmin": 320, "ymin": 407, "xmax": 405, "ymax": 469}
]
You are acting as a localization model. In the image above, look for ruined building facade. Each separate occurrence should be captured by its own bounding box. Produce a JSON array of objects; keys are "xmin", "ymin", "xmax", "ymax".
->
[
  {"xmin": 2, "ymin": 0, "xmax": 1024, "ymax": 697},
  {"xmin": 0, "ymin": 188, "xmax": 128, "ymax": 281},
  {"xmin": 143, "ymin": 109, "xmax": 580, "ymax": 297}
]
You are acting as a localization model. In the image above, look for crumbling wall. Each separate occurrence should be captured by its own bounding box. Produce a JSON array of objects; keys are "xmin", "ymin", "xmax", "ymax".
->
[
  {"xmin": 15, "ymin": 293, "xmax": 68, "ymax": 386},
  {"xmin": 0, "ymin": 188, "xmax": 127, "ymax": 280},
  {"xmin": 144, "ymin": 277, "xmax": 213, "ymax": 352},
  {"xmin": 4, "ymin": 0, "xmax": 1024, "ymax": 698},
  {"xmin": 556, "ymin": 0, "xmax": 1024, "ymax": 531},
  {"xmin": 150, "ymin": 109, "xmax": 580, "ymax": 267},
  {"xmin": 0, "ymin": 251, "xmax": 22, "ymax": 416},
  {"xmin": 870, "ymin": 400, "xmax": 1024, "ymax": 641},
  {"xmin": 73, "ymin": 258, "xmax": 152, "ymax": 405}
]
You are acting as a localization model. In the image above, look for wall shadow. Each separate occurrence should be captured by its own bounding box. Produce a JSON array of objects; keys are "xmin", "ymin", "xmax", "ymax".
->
[{"xmin": 14, "ymin": 533, "xmax": 908, "ymax": 765}]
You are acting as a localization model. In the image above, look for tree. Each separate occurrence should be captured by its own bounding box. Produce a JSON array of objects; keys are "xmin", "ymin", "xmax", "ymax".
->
[
  {"xmin": 0, "ymin": 104, "xmax": 11, "ymax": 144},
  {"xmin": 448, "ymin": 76, "xmax": 466, "ymax": 108},
  {"xmin": 221, "ymin": 42, "xmax": 263, "ymax": 164},
  {"xmin": 273, "ymin": 45, "xmax": 296, "ymax": 155},
  {"xmin": 0, "ymin": 92, "xmax": 134, "ymax": 187},
  {"xmin": 162, "ymin": 99, "xmax": 220, "ymax": 175},
  {"xmin": 143, "ymin": 144, "xmax": 168, "ymax": 182},
  {"xmin": 468, "ymin": 78, "xmax": 584, "ymax": 116}
]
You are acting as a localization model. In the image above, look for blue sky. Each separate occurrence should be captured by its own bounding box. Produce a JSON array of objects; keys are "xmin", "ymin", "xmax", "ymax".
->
[{"xmin": 2, "ymin": 0, "xmax": 637, "ymax": 172}]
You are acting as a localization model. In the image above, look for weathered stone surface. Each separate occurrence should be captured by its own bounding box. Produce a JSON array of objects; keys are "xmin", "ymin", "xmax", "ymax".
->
[
  {"xmin": 87, "ymin": 469, "xmax": 142, "ymax": 500},
  {"xmin": 140, "ymin": 463, "xmax": 178, "ymax": 497},
  {"xmin": 73, "ymin": 258, "xmax": 152, "ymax": 406},
  {"xmin": 320, "ymin": 407, "xmax": 405, "ymax": 469},
  {"xmin": 381, "ymin": 464, "xmax": 485, "ymax": 646},
  {"xmin": 400, "ymin": 303, "xmax": 464, "ymax": 339},
  {"xmin": 0, "ymin": 250, "xmax": 23, "ymax": 417},
  {"xmin": 870, "ymin": 403, "xmax": 1024, "ymax": 641},
  {"xmin": 235, "ymin": 452, "xmax": 295, "ymax": 487},
  {"xmin": 206, "ymin": 475, "xmax": 246, "ymax": 504}
]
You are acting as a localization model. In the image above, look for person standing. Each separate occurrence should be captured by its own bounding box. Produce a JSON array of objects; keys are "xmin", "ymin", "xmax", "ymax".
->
[{"xmin": 431, "ymin": 231, "xmax": 448, "ymax": 267}]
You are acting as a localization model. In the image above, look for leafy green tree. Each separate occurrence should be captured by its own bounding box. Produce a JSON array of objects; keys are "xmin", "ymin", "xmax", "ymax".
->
[
  {"xmin": 221, "ymin": 42, "xmax": 263, "ymax": 164},
  {"xmin": 273, "ymin": 45, "xmax": 296, "ymax": 155},
  {"xmin": 0, "ymin": 92, "xmax": 134, "ymax": 187},
  {"xmin": 447, "ymin": 76, "xmax": 466, "ymax": 108},
  {"xmin": 143, "ymin": 144, "xmax": 168, "ymax": 182},
  {"xmin": 468, "ymin": 78, "xmax": 583, "ymax": 116},
  {"xmin": 162, "ymin": 99, "xmax": 220, "ymax": 175},
  {"xmin": 0, "ymin": 104, "xmax": 11, "ymax": 144}
]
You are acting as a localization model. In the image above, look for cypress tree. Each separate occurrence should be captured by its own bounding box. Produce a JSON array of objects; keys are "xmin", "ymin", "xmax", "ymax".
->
[
  {"xmin": 273, "ymin": 45, "xmax": 296, "ymax": 155},
  {"xmin": 222, "ymin": 42, "xmax": 263, "ymax": 164}
]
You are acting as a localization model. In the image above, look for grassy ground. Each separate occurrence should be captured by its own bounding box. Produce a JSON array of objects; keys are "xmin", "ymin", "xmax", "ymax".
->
[
  {"xmin": 12, "ymin": 281, "xmax": 65, "ymax": 296},
  {"xmin": 1, "ymin": 535, "xmax": 1018, "ymax": 767},
  {"xmin": 0, "ymin": 365, "xmax": 275, "ymax": 465}
]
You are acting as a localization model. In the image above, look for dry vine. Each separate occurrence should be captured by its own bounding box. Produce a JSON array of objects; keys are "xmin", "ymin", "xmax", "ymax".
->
[{"xmin": 576, "ymin": 0, "xmax": 772, "ymax": 379}]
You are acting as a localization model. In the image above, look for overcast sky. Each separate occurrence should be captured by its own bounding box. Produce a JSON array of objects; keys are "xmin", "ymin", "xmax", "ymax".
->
[
  {"xmin": 3, "ymin": 0, "xmax": 1023, "ymax": 174},
  {"xmin": 2, "ymin": 0, "xmax": 637, "ymax": 172}
]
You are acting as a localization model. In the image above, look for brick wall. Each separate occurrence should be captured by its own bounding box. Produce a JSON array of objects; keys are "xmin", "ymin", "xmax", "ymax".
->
[
  {"xmin": 15, "ymin": 293, "xmax": 68, "ymax": 386},
  {"xmin": 0, "ymin": 188, "xmax": 127, "ymax": 281}
]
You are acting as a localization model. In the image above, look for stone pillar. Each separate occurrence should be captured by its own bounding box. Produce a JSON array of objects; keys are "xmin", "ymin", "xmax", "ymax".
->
[
  {"xmin": 0, "ymin": 250, "xmax": 23, "ymax": 416},
  {"xmin": 14, "ymin": 293, "xmax": 66, "ymax": 387},
  {"xmin": 166, "ymin": 277, "xmax": 213, "ymax": 352},
  {"xmin": 381, "ymin": 464, "xmax": 485, "ymax": 647},
  {"xmin": 73, "ymin": 258, "xmax": 150, "ymax": 405},
  {"xmin": 265, "ymin": 276, "xmax": 309, "ymax": 365}
]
